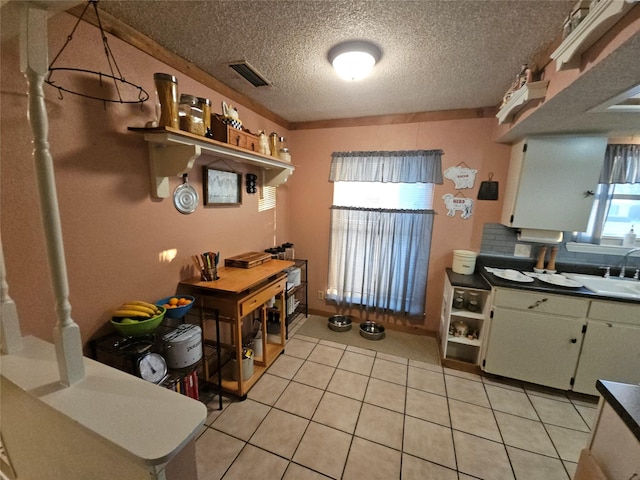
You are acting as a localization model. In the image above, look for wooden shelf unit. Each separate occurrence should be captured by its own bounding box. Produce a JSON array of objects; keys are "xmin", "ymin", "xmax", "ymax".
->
[
  {"xmin": 129, "ymin": 126, "xmax": 294, "ymax": 199},
  {"xmin": 550, "ymin": 0, "xmax": 634, "ymax": 71},
  {"xmin": 178, "ymin": 259, "xmax": 294, "ymax": 399}
]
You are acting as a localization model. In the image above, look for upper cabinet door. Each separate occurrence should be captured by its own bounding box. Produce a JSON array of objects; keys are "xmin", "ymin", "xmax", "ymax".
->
[{"xmin": 501, "ymin": 136, "xmax": 607, "ymax": 231}]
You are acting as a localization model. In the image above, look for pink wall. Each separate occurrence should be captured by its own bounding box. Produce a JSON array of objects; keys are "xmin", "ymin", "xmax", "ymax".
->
[
  {"xmin": 1, "ymin": 13, "xmax": 290, "ymax": 350},
  {"xmin": 2, "ymin": 11, "xmax": 511, "ymax": 352},
  {"xmin": 288, "ymin": 121, "xmax": 511, "ymax": 331}
]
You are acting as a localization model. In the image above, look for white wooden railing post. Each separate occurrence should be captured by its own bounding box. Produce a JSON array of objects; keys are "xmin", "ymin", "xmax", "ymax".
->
[
  {"xmin": 1, "ymin": 240, "xmax": 24, "ymax": 354},
  {"xmin": 20, "ymin": 4, "xmax": 85, "ymax": 385}
]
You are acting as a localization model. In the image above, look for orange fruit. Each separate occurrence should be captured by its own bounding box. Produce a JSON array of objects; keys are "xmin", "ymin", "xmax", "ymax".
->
[
  {"xmin": 178, "ymin": 297, "xmax": 188, "ymax": 306},
  {"xmin": 168, "ymin": 297, "xmax": 179, "ymax": 306}
]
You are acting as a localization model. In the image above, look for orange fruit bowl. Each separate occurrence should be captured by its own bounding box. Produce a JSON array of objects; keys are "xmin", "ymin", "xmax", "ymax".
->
[
  {"xmin": 156, "ymin": 295, "xmax": 195, "ymax": 319},
  {"xmin": 110, "ymin": 306, "xmax": 166, "ymax": 337}
]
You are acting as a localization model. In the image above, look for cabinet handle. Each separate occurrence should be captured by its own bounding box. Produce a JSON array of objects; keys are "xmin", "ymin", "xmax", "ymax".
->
[
  {"xmin": 527, "ymin": 298, "xmax": 548, "ymax": 309},
  {"xmin": 584, "ymin": 190, "xmax": 595, "ymax": 197},
  {"xmin": 570, "ymin": 338, "xmax": 577, "ymax": 343}
]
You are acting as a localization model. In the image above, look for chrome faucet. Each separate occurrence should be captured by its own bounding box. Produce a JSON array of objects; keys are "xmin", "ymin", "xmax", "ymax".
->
[{"xmin": 619, "ymin": 248, "xmax": 640, "ymax": 278}]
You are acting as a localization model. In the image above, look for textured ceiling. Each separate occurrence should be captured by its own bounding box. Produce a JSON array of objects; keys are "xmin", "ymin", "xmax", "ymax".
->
[
  {"xmin": 96, "ymin": 0, "xmax": 577, "ymax": 123},
  {"xmin": 3, "ymin": 0, "xmax": 639, "ymax": 137}
]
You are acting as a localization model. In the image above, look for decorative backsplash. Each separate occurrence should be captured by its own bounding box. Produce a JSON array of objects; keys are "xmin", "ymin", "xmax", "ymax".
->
[{"xmin": 480, "ymin": 223, "xmax": 628, "ymax": 268}]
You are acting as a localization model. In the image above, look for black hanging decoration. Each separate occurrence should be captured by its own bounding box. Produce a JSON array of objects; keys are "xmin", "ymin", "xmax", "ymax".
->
[
  {"xmin": 246, "ymin": 173, "xmax": 258, "ymax": 194},
  {"xmin": 477, "ymin": 172, "xmax": 499, "ymax": 200},
  {"xmin": 45, "ymin": 0, "xmax": 149, "ymax": 104}
]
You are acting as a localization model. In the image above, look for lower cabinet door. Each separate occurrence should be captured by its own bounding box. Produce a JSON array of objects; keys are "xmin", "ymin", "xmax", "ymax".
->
[
  {"xmin": 483, "ymin": 308, "xmax": 584, "ymax": 390},
  {"xmin": 573, "ymin": 321, "xmax": 640, "ymax": 396}
]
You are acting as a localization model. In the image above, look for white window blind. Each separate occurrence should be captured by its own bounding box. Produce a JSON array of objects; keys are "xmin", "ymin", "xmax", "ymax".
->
[
  {"xmin": 259, "ymin": 185, "xmax": 276, "ymax": 212},
  {"xmin": 333, "ymin": 182, "xmax": 434, "ymax": 209}
]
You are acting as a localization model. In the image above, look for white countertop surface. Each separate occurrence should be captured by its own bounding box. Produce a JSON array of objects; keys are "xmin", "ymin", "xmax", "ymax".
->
[{"xmin": 1, "ymin": 336, "xmax": 207, "ymax": 466}]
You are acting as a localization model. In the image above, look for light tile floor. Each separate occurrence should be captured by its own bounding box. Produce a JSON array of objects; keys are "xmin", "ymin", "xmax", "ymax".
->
[{"xmin": 195, "ymin": 319, "xmax": 598, "ymax": 480}]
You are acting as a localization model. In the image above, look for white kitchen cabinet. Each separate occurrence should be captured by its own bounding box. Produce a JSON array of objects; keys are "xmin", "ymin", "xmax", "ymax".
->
[
  {"xmin": 483, "ymin": 288, "xmax": 589, "ymax": 390},
  {"xmin": 501, "ymin": 136, "xmax": 607, "ymax": 231},
  {"xmin": 572, "ymin": 301, "xmax": 640, "ymax": 396},
  {"xmin": 440, "ymin": 276, "xmax": 490, "ymax": 366}
]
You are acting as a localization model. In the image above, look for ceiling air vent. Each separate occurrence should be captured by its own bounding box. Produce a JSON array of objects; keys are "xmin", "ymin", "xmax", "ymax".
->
[{"xmin": 228, "ymin": 61, "xmax": 271, "ymax": 87}]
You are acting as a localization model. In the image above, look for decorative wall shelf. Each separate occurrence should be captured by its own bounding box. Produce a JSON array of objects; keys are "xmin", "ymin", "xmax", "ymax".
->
[
  {"xmin": 550, "ymin": 0, "xmax": 634, "ymax": 71},
  {"xmin": 129, "ymin": 126, "xmax": 294, "ymax": 199},
  {"xmin": 496, "ymin": 80, "xmax": 549, "ymax": 125}
]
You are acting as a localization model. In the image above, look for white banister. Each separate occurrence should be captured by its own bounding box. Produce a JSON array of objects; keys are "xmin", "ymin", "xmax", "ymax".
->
[
  {"xmin": 1, "ymin": 241, "xmax": 23, "ymax": 354},
  {"xmin": 20, "ymin": 3, "xmax": 84, "ymax": 385}
]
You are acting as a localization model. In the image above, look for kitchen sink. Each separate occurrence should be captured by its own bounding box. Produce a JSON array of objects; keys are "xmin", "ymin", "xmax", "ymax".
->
[{"xmin": 564, "ymin": 274, "xmax": 640, "ymax": 300}]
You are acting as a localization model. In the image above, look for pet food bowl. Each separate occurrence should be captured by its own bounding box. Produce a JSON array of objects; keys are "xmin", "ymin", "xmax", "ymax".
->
[
  {"xmin": 359, "ymin": 321, "xmax": 385, "ymax": 340},
  {"xmin": 328, "ymin": 315, "xmax": 352, "ymax": 332}
]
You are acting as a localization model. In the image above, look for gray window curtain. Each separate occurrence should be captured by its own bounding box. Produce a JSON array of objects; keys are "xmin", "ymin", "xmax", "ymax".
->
[
  {"xmin": 327, "ymin": 207, "xmax": 434, "ymax": 316},
  {"xmin": 577, "ymin": 144, "xmax": 640, "ymax": 243},
  {"xmin": 599, "ymin": 144, "xmax": 640, "ymax": 184},
  {"xmin": 326, "ymin": 150, "xmax": 442, "ymax": 316},
  {"xmin": 329, "ymin": 150, "xmax": 444, "ymax": 184}
]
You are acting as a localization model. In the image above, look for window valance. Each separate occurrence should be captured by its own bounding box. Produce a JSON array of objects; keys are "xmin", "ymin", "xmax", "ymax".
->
[
  {"xmin": 329, "ymin": 150, "xmax": 444, "ymax": 184},
  {"xmin": 599, "ymin": 144, "xmax": 640, "ymax": 184}
]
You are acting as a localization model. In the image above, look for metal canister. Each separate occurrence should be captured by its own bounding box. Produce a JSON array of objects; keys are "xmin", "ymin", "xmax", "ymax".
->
[
  {"xmin": 154, "ymin": 73, "xmax": 178, "ymax": 128},
  {"xmin": 197, "ymin": 97, "xmax": 211, "ymax": 134},
  {"xmin": 269, "ymin": 132, "xmax": 279, "ymax": 158},
  {"xmin": 179, "ymin": 94, "xmax": 205, "ymax": 136}
]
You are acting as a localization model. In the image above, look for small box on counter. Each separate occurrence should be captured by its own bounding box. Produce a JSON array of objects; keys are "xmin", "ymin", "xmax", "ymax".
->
[
  {"xmin": 224, "ymin": 251, "xmax": 273, "ymax": 269},
  {"xmin": 210, "ymin": 115, "xmax": 259, "ymax": 152}
]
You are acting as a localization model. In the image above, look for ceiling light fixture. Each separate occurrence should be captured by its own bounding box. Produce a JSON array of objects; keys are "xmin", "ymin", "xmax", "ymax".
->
[{"xmin": 328, "ymin": 40, "xmax": 382, "ymax": 81}]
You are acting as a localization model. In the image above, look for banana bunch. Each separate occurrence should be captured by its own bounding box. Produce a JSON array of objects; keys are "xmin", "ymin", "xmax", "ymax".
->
[{"xmin": 113, "ymin": 300, "xmax": 161, "ymax": 321}]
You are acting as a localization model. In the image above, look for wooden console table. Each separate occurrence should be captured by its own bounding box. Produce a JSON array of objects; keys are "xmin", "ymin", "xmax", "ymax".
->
[{"xmin": 178, "ymin": 259, "xmax": 294, "ymax": 398}]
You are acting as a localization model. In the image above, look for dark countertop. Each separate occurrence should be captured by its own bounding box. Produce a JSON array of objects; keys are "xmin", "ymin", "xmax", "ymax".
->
[
  {"xmin": 596, "ymin": 380, "xmax": 640, "ymax": 441},
  {"xmin": 446, "ymin": 268, "xmax": 491, "ymax": 290},
  {"xmin": 475, "ymin": 255, "xmax": 640, "ymax": 305}
]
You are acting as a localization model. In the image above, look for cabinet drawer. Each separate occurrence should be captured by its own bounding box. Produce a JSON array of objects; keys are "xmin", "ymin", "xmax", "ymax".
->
[
  {"xmin": 588, "ymin": 300, "xmax": 640, "ymax": 326},
  {"xmin": 243, "ymin": 132, "xmax": 259, "ymax": 152},
  {"xmin": 240, "ymin": 278, "xmax": 286, "ymax": 317},
  {"xmin": 493, "ymin": 288, "xmax": 589, "ymax": 317},
  {"xmin": 211, "ymin": 116, "xmax": 259, "ymax": 152}
]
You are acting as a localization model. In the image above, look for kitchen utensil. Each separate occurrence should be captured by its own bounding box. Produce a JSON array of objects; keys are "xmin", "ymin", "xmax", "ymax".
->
[
  {"xmin": 327, "ymin": 315, "xmax": 352, "ymax": 332},
  {"xmin": 490, "ymin": 269, "xmax": 534, "ymax": 283},
  {"xmin": 477, "ymin": 172, "xmax": 499, "ymax": 200},
  {"xmin": 547, "ymin": 246, "xmax": 559, "ymax": 272},
  {"xmin": 173, "ymin": 173, "xmax": 199, "ymax": 214},
  {"xmin": 535, "ymin": 245, "xmax": 547, "ymax": 271},
  {"xmin": 162, "ymin": 324, "xmax": 203, "ymax": 369},
  {"xmin": 359, "ymin": 321, "xmax": 385, "ymax": 340},
  {"xmin": 536, "ymin": 274, "xmax": 583, "ymax": 288}
]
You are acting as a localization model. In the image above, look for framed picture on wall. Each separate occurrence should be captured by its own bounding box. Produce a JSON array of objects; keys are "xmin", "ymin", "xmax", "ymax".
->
[{"xmin": 203, "ymin": 167, "xmax": 242, "ymax": 206}]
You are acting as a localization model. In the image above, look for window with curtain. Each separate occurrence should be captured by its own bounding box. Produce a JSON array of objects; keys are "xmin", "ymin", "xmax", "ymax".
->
[
  {"xmin": 326, "ymin": 150, "xmax": 443, "ymax": 316},
  {"xmin": 577, "ymin": 144, "xmax": 640, "ymax": 244}
]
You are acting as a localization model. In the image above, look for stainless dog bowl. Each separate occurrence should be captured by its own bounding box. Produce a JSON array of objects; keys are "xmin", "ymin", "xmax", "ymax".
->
[
  {"xmin": 359, "ymin": 321, "xmax": 385, "ymax": 340},
  {"xmin": 328, "ymin": 315, "xmax": 352, "ymax": 332}
]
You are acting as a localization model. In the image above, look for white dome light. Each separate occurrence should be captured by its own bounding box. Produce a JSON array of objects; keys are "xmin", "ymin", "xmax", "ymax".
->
[{"xmin": 328, "ymin": 41, "xmax": 381, "ymax": 82}]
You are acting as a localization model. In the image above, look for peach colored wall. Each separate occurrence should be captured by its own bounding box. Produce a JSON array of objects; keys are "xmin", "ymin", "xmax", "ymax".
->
[
  {"xmin": 2, "ymin": 11, "xmax": 510, "ymax": 351},
  {"xmin": 288, "ymin": 120, "xmax": 511, "ymax": 332},
  {"xmin": 1, "ymin": 13, "xmax": 290, "ymax": 351}
]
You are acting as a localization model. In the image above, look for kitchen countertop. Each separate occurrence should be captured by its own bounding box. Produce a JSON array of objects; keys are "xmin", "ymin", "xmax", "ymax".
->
[
  {"xmin": 475, "ymin": 255, "xmax": 640, "ymax": 304},
  {"xmin": 446, "ymin": 268, "xmax": 491, "ymax": 290},
  {"xmin": 596, "ymin": 380, "xmax": 640, "ymax": 442}
]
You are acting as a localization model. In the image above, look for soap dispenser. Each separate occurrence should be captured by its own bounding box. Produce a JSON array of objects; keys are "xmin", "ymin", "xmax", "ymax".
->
[{"xmin": 623, "ymin": 225, "xmax": 636, "ymax": 247}]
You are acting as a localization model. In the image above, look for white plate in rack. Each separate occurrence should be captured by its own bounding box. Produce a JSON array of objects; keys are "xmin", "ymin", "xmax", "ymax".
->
[
  {"xmin": 489, "ymin": 268, "xmax": 534, "ymax": 283},
  {"xmin": 536, "ymin": 273, "xmax": 584, "ymax": 288}
]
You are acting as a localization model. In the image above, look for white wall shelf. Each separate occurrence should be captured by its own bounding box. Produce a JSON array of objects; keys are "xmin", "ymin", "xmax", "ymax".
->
[
  {"xmin": 496, "ymin": 80, "xmax": 549, "ymax": 125},
  {"xmin": 550, "ymin": 0, "xmax": 635, "ymax": 71},
  {"xmin": 129, "ymin": 126, "xmax": 294, "ymax": 199}
]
